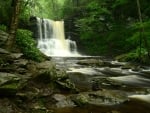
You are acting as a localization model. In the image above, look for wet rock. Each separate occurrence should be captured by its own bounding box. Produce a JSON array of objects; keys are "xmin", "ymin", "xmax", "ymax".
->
[
  {"xmin": 68, "ymin": 72, "xmax": 92, "ymax": 91},
  {"xmin": 71, "ymin": 90, "xmax": 128, "ymax": 106},
  {"xmin": 68, "ymin": 67, "xmax": 102, "ymax": 76},
  {"xmin": 71, "ymin": 94, "xmax": 88, "ymax": 106},
  {"xmin": 33, "ymin": 67, "xmax": 66, "ymax": 83},
  {"xmin": 77, "ymin": 59, "xmax": 104, "ymax": 66},
  {"xmin": 52, "ymin": 94, "xmax": 75, "ymax": 108},
  {"xmin": 100, "ymin": 67, "xmax": 127, "ymax": 76},
  {"xmin": 140, "ymin": 70, "xmax": 150, "ymax": 78},
  {"xmin": 37, "ymin": 60, "xmax": 55, "ymax": 70},
  {"xmin": 121, "ymin": 63, "xmax": 138, "ymax": 69},
  {"xmin": 104, "ymin": 60, "xmax": 126, "ymax": 67},
  {"xmin": 0, "ymin": 72, "xmax": 23, "ymax": 95},
  {"xmin": 109, "ymin": 75, "xmax": 150, "ymax": 87},
  {"xmin": 56, "ymin": 79, "xmax": 78, "ymax": 92}
]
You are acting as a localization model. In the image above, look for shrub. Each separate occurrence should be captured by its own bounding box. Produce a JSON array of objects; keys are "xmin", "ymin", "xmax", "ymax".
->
[
  {"xmin": 16, "ymin": 29, "xmax": 44, "ymax": 62},
  {"xmin": 116, "ymin": 47, "xmax": 150, "ymax": 64},
  {"xmin": 0, "ymin": 24, "xmax": 7, "ymax": 31}
]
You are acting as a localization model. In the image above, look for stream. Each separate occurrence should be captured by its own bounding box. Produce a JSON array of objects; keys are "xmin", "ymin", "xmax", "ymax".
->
[{"xmin": 52, "ymin": 56, "xmax": 150, "ymax": 113}]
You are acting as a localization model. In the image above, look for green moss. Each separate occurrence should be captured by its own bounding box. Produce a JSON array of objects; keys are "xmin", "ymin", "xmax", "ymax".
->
[
  {"xmin": 72, "ymin": 94, "xmax": 88, "ymax": 106},
  {"xmin": 0, "ymin": 82, "xmax": 19, "ymax": 89}
]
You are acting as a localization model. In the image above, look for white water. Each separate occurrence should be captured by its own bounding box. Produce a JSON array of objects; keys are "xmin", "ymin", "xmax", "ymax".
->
[
  {"xmin": 128, "ymin": 94, "xmax": 150, "ymax": 103},
  {"xmin": 36, "ymin": 17, "xmax": 80, "ymax": 57}
]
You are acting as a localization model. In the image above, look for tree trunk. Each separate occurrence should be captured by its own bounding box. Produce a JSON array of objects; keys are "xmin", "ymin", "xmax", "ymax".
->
[
  {"xmin": 6, "ymin": 0, "xmax": 21, "ymax": 50},
  {"xmin": 136, "ymin": 0, "xmax": 150, "ymax": 58}
]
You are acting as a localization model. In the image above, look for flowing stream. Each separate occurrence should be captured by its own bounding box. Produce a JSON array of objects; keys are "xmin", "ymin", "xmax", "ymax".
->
[
  {"xmin": 35, "ymin": 17, "xmax": 150, "ymax": 113},
  {"xmin": 52, "ymin": 57, "xmax": 150, "ymax": 113}
]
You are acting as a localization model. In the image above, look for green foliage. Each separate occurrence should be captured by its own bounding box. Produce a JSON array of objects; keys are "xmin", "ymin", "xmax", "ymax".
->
[
  {"xmin": 116, "ymin": 47, "xmax": 150, "ymax": 64},
  {"xmin": 61, "ymin": 0, "xmax": 150, "ymax": 62},
  {"xmin": 19, "ymin": 1, "xmax": 31, "ymax": 23},
  {"xmin": 0, "ymin": 0, "xmax": 11, "ymax": 25},
  {"xmin": 16, "ymin": 29, "xmax": 44, "ymax": 62},
  {"xmin": 26, "ymin": 0, "xmax": 65, "ymax": 19},
  {"xmin": 0, "ymin": 25, "xmax": 7, "ymax": 32}
]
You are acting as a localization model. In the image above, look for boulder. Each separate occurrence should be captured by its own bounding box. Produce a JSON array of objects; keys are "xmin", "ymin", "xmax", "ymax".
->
[
  {"xmin": 71, "ymin": 94, "xmax": 88, "ymax": 106},
  {"xmin": 71, "ymin": 90, "xmax": 128, "ymax": 106},
  {"xmin": 52, "ymin": 94, "xmax": 75, "ymax": 108}
]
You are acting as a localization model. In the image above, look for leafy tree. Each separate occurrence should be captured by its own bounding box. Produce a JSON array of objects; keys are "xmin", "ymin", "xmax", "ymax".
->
[{"xmin": 61, "ymin": 0, "xmax": 150, "ymax": 61}]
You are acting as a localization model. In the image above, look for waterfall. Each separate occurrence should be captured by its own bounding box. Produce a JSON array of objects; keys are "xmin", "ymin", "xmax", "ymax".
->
[{"xmin": 36, "ymin": 17, "xmax": 80, "ymax": 57}]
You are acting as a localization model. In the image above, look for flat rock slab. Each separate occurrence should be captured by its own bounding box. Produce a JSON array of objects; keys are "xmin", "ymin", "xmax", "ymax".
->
[
  {"xmin": 0, "ymin": 72, "xmax": 22, "ymax": 95},
  {"xmin": 0, "ymin": 48, "xmax": 10, "ymax": 54}
]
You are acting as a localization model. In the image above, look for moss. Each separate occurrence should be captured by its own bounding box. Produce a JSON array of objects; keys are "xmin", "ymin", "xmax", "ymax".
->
[
  {"xmin": 0, "ymin": 82, "xmax": 19, "ymax": 89},
  {"xmin": 72, "ymin": 94, "xmax": 88, "ymax": 106}
]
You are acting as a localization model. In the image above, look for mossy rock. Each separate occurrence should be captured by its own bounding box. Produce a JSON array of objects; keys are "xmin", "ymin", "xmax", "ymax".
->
[
  {"xmin": 71, "ymin": 94, "xmax": 88, "ymax": 106},
  {"xmin": 0, "ymin": 72, "xmax": 23, "ymax": 96}
]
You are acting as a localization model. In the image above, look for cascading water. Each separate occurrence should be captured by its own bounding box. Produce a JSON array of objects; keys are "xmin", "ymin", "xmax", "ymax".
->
[{"xmin": 36, "ymin": 17, "xmax": 80, "ymax": 57}]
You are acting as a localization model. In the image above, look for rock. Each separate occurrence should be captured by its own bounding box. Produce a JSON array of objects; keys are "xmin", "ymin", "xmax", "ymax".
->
[
  {"xmin": 71, "ymin": 90, "xmax": 128, "ymax": 106},
  {"xmin": 0, "ymin": 98, "xmax": 21, "ymax": 113},
  {"xmin": 34, "ymin": 65, "xmax": 68, "ymax": 83},
  {"xmin": 104, "ymin": 60, "xmax": 125, "ymax": 67},
  {"xmin": 109, "ymin": 75, "xmax": 150, "ymax": 87},
  {"xmin": 71, "ymin": 94, "xmax": 88, "ymax": 106},
  {"xmin": 0, "ymin": 48, "xmax": 10, "ymax": 54},
  {"xmin": 140, "ymin": 70, "xmax": 150, "ymax": 78},
  {"xmin": 37, "ymin": 60, "xmax": 55, "ymax": 70},
  {"xmin": 121, "ymin": 63, "xmax": 139, "ymax": 69},
  {"xmin": 77, "ymin": 59, "xmax": 104, "ymax": 66},
  {"xmin": 27, "ymin": 101, "xmax": 47, "ymax": 112},
  {"xmin": 0, "ymin": 30, "xmax": 8, "ymax": 47},
  {"xmin": 8, "ymin": 53, "xmax": 23, "ymax": 59},
  {"xmin": 68, "ymin": 72, "xmax": 95, "ymax": 91},
  {"xmin": 100, "ymin": 67, "xmax": 127, "ymax": 76},
  {"xmin": 0, "ymin": 72, "xmax": 23, "ymax": 95},
  {"xmin": 14, "ymin": 59, "xmax": 28, "ymax": 67},
  {"xmin": 53, "ymin": 94, "xmax": 66, "ymax": 101},
  {"xmin": 56, "ymin": 79, "xmax": 78, "ymax": 92},
  {"xmin": 52, "ymin": 94, "xmax": 75, "ymax": 108}
]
